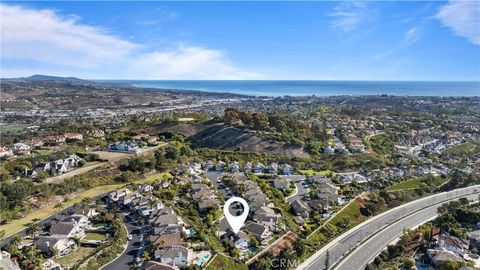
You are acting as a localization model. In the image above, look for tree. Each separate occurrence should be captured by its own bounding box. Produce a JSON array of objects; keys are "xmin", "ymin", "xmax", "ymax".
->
[
  {"xmin": 224, "ymin": 108, "xmax": 242, "ymax": 126},
  {"xmin": 26, "ymin": 222, "xmax": 41, "ymax": 237},
  {"xmin": 293, "ymin": 238, "xmax": 305, "ymax": 256},
  {"xmin": 140, "ymin": 251, "xmax": 151, "ymax": 263},
  {"xmin": 250, "ymin": 236, "xmax": 259, "ymax": 248},
  {"xmin": 438, "ymin": 260, "xmax": 463, "ymax": 270},
  {"xmin": 252, "ymin": 112, "xmax": 269, "ymax": 131},
  {"xmin": 402, "ymin": 258, "xmax": 415, "ymax": 269},
  {"xmin": 165, "ymin": 146, "xmax": 179, "ymax": 160}
]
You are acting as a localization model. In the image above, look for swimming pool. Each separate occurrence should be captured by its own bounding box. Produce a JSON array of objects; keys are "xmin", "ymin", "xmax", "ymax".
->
[{"xmin": 196, "ymin": 254, "xmax": 210, "ymax": 265}]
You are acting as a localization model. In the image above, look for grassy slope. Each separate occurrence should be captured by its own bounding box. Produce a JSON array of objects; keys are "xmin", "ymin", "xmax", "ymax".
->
[
  {"xmin": 387, "ymin": 176, "xmax": 448, "ymax": 191},
  {"xmin": 55, "ymin": 246, "xmax": 95, "ymax": 268},
  {"xmin": 206, "ymin": 254, "xmax": 247, "ymax": 270},
  {"xmin": 1, "ymin": 172, "xmax": 172, "ymax": 237}
]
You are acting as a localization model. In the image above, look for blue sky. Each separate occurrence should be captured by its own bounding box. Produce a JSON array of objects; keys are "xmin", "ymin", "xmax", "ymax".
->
[{"xmin": 1, "ymin": 1, "xmax": 479, "ymax": 80}]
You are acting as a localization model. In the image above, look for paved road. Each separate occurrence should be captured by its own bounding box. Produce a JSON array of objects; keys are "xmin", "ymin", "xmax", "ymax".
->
[
  {"xmin": 102, "ymin": 218, "xmax": 144, "ymax": 270},
  {"xmin": 297, "ymin": 185, "xmax": 480, "ymax": 270},
  {"xmin": 286, "ymin": 175, "xmax": 309, "ymax": 203}
]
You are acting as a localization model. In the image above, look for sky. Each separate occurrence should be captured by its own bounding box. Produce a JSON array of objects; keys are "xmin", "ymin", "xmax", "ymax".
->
[{"xmin": 1, "ymin": 1, "xmax": 479, "ymax": 80}]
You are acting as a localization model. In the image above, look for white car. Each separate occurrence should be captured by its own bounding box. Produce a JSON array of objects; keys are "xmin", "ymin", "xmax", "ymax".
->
[{"xmin": 127, "ymin": 234, "xmax": 132, "ymax": 241}]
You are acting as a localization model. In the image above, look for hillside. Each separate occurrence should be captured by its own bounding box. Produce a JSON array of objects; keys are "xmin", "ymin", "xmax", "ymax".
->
[{"xmin": 147, "ymin": 122, "xmax": 310, "ymax": 158}]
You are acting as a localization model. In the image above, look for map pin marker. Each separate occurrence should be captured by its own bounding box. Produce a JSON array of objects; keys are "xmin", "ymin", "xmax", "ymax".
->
[{"xmin": 223, "ymin": 197, "xmax": 249, "ymax": 234}]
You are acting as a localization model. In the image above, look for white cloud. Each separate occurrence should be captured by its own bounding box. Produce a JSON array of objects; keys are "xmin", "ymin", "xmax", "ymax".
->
[
  {"xmin": 435, "ymin": 0, "xmax": 480, "ymax": 45},
  {"xmin": 329, "ymin": 1, "xmax": 371, "ymax": 32},
  {"xmin": 131, "ymin": 46, "xmax": 262, "ymax": 79},
  {"xmin": 404, "ymin": 27, "xmax": 421, "ymax": 45},
  {"xmin": 0, "ymin": 4, "xmax": 261, "ymax": 79}
]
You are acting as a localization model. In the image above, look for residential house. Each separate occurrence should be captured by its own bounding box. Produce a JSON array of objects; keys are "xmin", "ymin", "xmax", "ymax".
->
[
  {"xmin": 146, "ymin": 261, "xmax": 179, "ymax": 270},
  {"xmin": 108, "ymin": 188, "xmax": 132, "ymax": 202},
  {"xmin": 0, "ymin": 251, "xmax": 20, "ymax": 270},
  {"xmin": 338, "ymin": 175, "xmax": 353, "ymax": 185},
  {"xmin": 63, "ymin": 155, "xmax": 83, "ymax": 167},
  {"xmin": 291, "ymin": 200, "xmax": 310, "ymax": 218},
  {"xmin": 253, "ymin": 162, "xmax": 266, "ymax": 173},
  {"xmin": 87, "ymin": 129, "xmax": 105, "ymax": 138},
  {"xmin": 108, "ymin": 141, "xmax": 141, "ymax": 154},
  {"xmin": 229, "ymin": 161, "xmax": 241, "ymax": 173},
  {"xmin": 215, "ymin": 161, "xmax": 226, "ymax": 172},
  {"xmin": 273, "ymin": 176, "xmax": 290, "ymax": 190},
  {"xmin": 438, "ymin": 235, "xmax": 470, "ymax": 255},
  {"xmin": 24, "ymin": 169, "xmax": 38, "ymax": 178},
  {"xmin": 222, "ymin": 230, "xmax": 250, "ymax": 250},
  {"xmin": 467, "ymin": 230, "xmax": 480, "ymax": 246},
  {"xmin": 308, "ymin": 198, "xmax": 331, "ymax": 211},
  {"xmin": 13, "ymin": 143, "xmax": 31, "ymax": 155},
  {"xmin": 50, "ymin": 221, "xmax": 84, "ymax": 238},
  {"xmin": 61, "ymin": 214, "xmax": 89, "ymax": 229},
  {"xmin": 253, "ymin": 206, "xmax": 280, "ymax": 231},
  {"xmin": 150, "ymin": 232, "xmax": 183, "ymax": 248},
  {"xmin": 244, "ymin": 222, "xmax": 271, "ymax": 242},
  {"xmin": 243, "ymin": 162, "xmax": 253, "ymax": 173},
  {"xmin": 202, "ymin": 160, "xmax": 214, "ymax": 171},
  {"xmin": 139, "ymin": 184, "xmax": 154, "ymax": 193},
  {"xmin": 51, "ymin": 160, "xmax": 69, "ymax": 175},
  {"xmin": 427, "ymin": 249, "xmax": 464, "ymax": 267},
  {"xmin": 323, "ymin": 146, "xmax": 335, "ymax": 154},
  {"xmin": 34, "ymin": 162, "xmax": 52, "ymax": 174},
  {"xmin": 198, "ymin": 199, "xmax": 219, "ymax": 213},
  {"xmin": 72, "ymin": 207, "xmax": 99, "ymax": 218},
  {"xmin": 281, "ymin": 164, "xmax": 294, "ymax": 175},
  {"xmin": 64, "ymin": 133, "xmax": 83, "ymax": 141},
  {"xmin": 154, "ymin": 246, "xmax": 190, "ymax": 267},
  {"xmin": 188, "ymin": 162, "xmax": 202, "ymax": 173},
  {"xmin": 34, "ymin": 236, "xmax": 75, "ymax": 256},
  {"xmin": 0, "ymin": 147, "xmax": 13, "ymax": 157},
  {"xmin": 353, "ymin": 173, "xmax": 368, "ymax": 184},
  {"xmin": 44, "ymin": 135, "xmax": 66, "ymax": 145},
  {"xmin": 268, "ymin": 163, "xmax": 278, "ymax": 174}
]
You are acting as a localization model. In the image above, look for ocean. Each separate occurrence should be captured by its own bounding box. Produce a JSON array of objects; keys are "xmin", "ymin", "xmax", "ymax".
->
[{"xmin": 107, "ymin": 80, "xmax": 480, "ymax": 97}]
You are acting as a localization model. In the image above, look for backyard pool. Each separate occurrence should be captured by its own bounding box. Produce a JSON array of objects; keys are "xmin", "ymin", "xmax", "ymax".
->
[{"xmin": 196, "ymin": 254, "xmax": 210, "ymax": 266}]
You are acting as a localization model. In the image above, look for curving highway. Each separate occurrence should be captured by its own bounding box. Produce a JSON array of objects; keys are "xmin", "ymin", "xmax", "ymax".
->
[{"xmin": 297, "ymin": 185, "xmax": 480, "ymax": 270}]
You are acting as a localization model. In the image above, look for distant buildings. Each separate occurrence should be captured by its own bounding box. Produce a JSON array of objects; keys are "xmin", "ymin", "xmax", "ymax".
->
[{"xmin": 108, "ymin": 141, "xmax": 142, "ymax": 154}]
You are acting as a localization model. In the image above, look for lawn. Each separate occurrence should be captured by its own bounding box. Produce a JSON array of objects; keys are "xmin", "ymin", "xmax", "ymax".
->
[
  {"xmin": 387, "ymin": 176, "xmax": 448, "ymax": 191},
  {"xmin": 1, "ymin": 124, "xmax": 29, "ymax": 133},
  {"xmin": 55, "ymin": 246, "xmax": 95, "ymax": 268},
  {"xmin": 84, "ymin": 232, "xmax": 108, "ymax": 241},
  {"xmin": 326, "ymin": 199, "xmax": 363, "ymax": 226},
  {"xmin": 299, "ymin": 169, "xmax": 335, "ymax": 177},
  {"xmin": 138, "ymin": 172, "xmax": 173, "ymax": 185},
  {"xmin": 206, "ymin": 254, "xmax": 247, "ymax": 270}
]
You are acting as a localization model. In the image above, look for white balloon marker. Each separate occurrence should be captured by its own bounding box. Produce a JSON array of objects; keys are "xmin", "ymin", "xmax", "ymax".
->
[{"xmin": 223, "ymin": 197, "xmax": 249, "ymax": 234}]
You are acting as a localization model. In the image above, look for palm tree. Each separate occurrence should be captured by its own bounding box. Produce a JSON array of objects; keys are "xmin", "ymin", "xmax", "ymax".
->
[
  {"xmin": 27, "ymin": 222, "xmax": 41, "ymax": 238},
  {"xmin": 10, "ymin": 234, "xmax": 22, "ymax": 247},
  {"xmin": 140, "ymin": 251, "xmax": 151, "ymax": 263},
  {"xmin": 23, "ymin": 245, "xmax": 39, "ymax": 262}
]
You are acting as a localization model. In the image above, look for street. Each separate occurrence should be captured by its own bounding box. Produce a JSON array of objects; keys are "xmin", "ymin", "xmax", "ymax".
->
[{"xmin": 297, "ymin": 185, "xmax": 480, "ymax": 270}]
